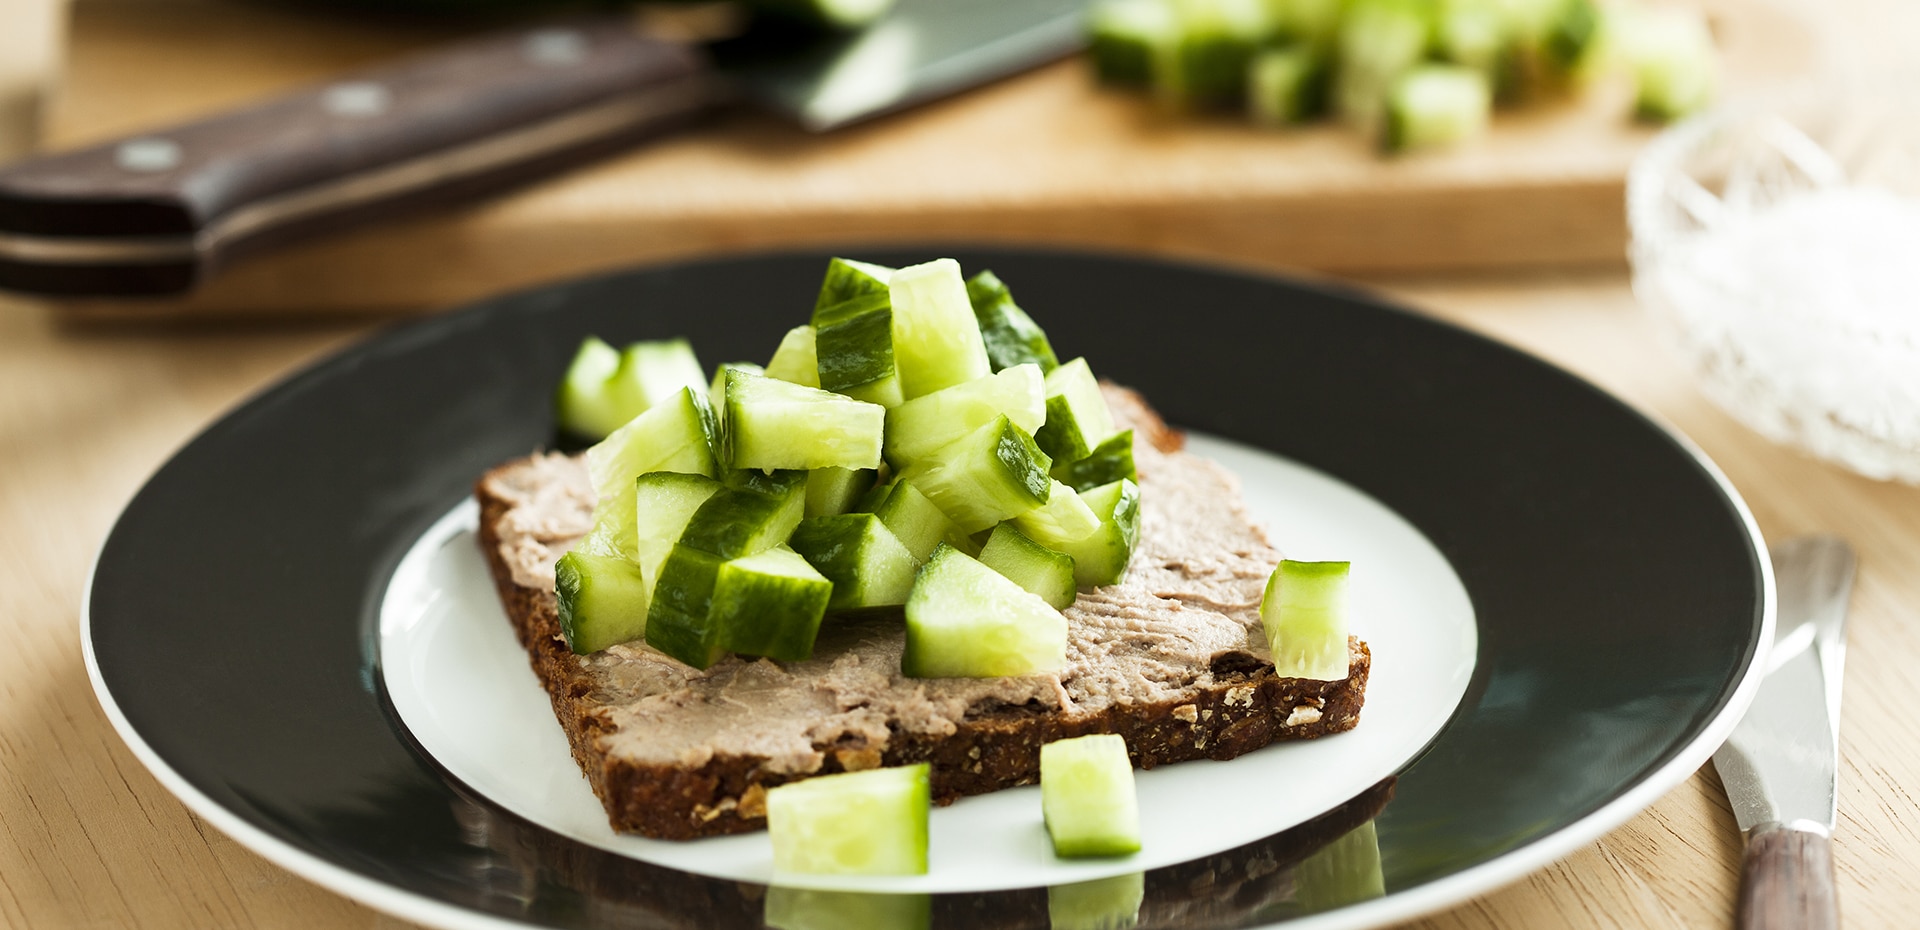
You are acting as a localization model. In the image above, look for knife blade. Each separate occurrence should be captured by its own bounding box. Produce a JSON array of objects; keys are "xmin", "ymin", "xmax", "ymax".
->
[
  {"xmin": 0, "ymin": 0, "xmax": 1085, "ymax": 298},
  {"xmin": 1712, "ymin": 534, "xmax": 1854, "ymax": 930}
]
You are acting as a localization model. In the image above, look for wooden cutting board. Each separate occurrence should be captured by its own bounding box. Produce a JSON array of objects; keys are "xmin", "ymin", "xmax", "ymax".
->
[{"xmin": 47, "ymin": 0, "xmax": 1817, "ymax": 318}]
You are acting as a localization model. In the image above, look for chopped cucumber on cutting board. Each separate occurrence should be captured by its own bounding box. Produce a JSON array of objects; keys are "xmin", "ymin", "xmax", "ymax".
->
[
  {"xmin": 768, "ymin": 764, "xmax": 931, "ymax": 876},
  {"xmin": 1261, "ymin": 559, "xmax": 1352, "ymax": 681},
  {"xmin": 1041, "ymin": 733, "xmax": 1142, "ymax": 858}
]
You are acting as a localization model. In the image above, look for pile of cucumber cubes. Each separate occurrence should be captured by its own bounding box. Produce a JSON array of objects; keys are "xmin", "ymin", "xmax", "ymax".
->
[
  {"xmin": 1090, "ymin": 0, "xmax": 1719, "ymax": 150},
  {"xmin": 553, "ymin": 257, "xmax": 1140, "ymax": 678}
]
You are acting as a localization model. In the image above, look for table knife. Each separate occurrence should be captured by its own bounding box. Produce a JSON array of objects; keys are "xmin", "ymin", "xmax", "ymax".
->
[
  {"xmin": 1713, "ymin": 534, "xmax": 1855, "ymax": 930},
  {"xmin": 0, "ymin": 0, "xmax": 1084, "ymax": 298}
]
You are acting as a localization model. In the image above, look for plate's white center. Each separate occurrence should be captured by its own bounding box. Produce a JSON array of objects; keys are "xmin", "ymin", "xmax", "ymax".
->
[{"xmin": 378, "ymin": 434, "xmax": 1477, "ymax": 894}]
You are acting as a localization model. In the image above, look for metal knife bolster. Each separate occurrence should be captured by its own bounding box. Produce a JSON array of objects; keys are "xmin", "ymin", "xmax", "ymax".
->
[{"xmin": 0, "ymin": 18, "xmax": 718, "ymax": 297}]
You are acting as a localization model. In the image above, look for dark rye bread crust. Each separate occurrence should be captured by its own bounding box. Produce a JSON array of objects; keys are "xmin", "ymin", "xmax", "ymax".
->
[{"xmin": 475, "ymin": 389, "xmax": 1370, "ymax": 840}]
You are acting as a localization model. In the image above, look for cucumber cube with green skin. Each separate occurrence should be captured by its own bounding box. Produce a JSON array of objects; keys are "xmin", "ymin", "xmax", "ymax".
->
[
  {"xmin": 632, "ymin": 472, "xmax": 724, "ymax": 588},
  {"xmin": 1012, "ymin": 480, "xmax": 1102, "ymax": 546},
  {"xmin": 764, "ymin": 887, "xmax": 931, "ymax": 930},
  {"xmin": 1248, "ymin": 46, "xmax": 1327, "ymax": 126},
  {"xmin": 896, "ymin": 415, "xmax": 1053, "ymax": 535},
  {"xmin": 883, "ymin": 363, "xmax": 1046, "ymax": 467},
  {"xmin": 888, "ymin": 259, "xmax": 992, "ymax": 399},
  {"xmin": 555, "ymin": 336, "xmax": 625, "ymax": 439},
  {"xmin": 790, "ymin": 513, "xmax": 919, "ymax": 609},
  {"xmin": 867, "ymin": 479, "xmax": 973, "ymax": 562},
  {"xmin": 1270, "ymin": 0, "xmax": 1344, "ymax": 50},
  {"xmin": 1384, "ymin": 65, "xmax": 1492, "ymax": 152},
  {"xmin": 1053, "ymin": 429, "xmax": 1137, "ymax": 494},
  {"xmin": 903, "ymin": 545, "xmax": 1068, "ymax": 678},
  {"xmin": 1619, "ymin": 6, "xmax": 1715, "ymax": 122},
  {"xmin": 724, "ymin": 369, "xmax": 885, "ymax": 471},
  {"xmin": 1034, "ymin": 358, "xmax": 1119, "ymax": 466},
  {"xmin": 978, "ymin": 523, "xmax": 1077, "ymax": 610},
  {"xmin": 1333, "ymin": 0, "xmax": 1432, "ymax": 128},
  {"xmin": 813, "ymin": 292, "xmax": 905, "ymax": 407},
  {"xmin": 605, "ymin": 339, "xmax": 706, "ymax": 428},
  {"xmin": 1089, "ymin": 0, "xmax": 1175, "ymax": 86},
  {"xmin": 712, "ymin": 546, "xmax": 833, "ymax": 662},
  {"xmin": 645, "ymin": 544, "xmax": 730, "ymax": 669},
  {"xmin": 1048, "ymin": 872, "xmax": 1145, "ymax": 930},
  {"xmin": 555, "ymin": 550, "xmax": 653, "ymax": 654},
  {"xmin": 579, "ymin": 387, "xmax": 720, "ymax": 557},
  {"xmin": 1152, "ymin": 0, "xmax": 1271, "ymax": 109},
  {"xmin": 813, "ymin": 257, "xmax": 893, "ymax": 311},
  {"xmin": 680, "ymin": 470, "xmax": 808, "ymax": 559},
  {"xmin": 764, "ymin": 325, "xmax": 822, "ymax": 388},
  {"xmin": 804, "ymin": 466, "xmax": 874, "ymax": 518},
  {"xmin": 1261, "ymin": 559, "xmax": 1351, "ymax": 680},
  {"xmin": 768, "ymin": 764, "xmax": 931, "ymax": 876},
  {"xmin": 966, "ymin": 270, "xmax": 1060, "ymax": 374},
  {"xmin": 1041, "ymin": 733, "xmax": 1142, "ymax": 857},
  {"xmin": 1053, "ymin": 479, "xmax": 1141, "ymax": 587}
]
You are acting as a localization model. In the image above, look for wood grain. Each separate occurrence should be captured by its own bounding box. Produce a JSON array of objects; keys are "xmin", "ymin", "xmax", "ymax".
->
[{"xmin": 1738, "ymin": 827, "xmax": 1839, "ymax": 930}]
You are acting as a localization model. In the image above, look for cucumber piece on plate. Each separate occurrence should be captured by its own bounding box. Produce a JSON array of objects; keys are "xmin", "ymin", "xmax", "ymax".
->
[
  {"xmin": 867, "ymin": 478, "xmax": 973, "ymax": 562},
  {"xmin": 1052, "ymin": 479, "xmax": 1141, "ymax": 587},
  {"xmin": 554, "ymin": 550, "xmax": 652, "ymax": 654},
  {"xmin": 768, "ymin": 764, "xmax": 931, "ymax": 876},
  {"xmin": 1053, "ymin": 429, "xmax": 1136, "ymax": 493},
  {"xmin": 1089, "ymin": 0, "xmax": 1175, "ymax": 86},
  {"xmin": 725, "ymin": 368, "xmax": 886, "ymax": 471},
  {"xmin": 903, "ymin": 545, "xmax": 1068, "ymax": 678},
  {"xmin": 644, "ymin": 472, "xmax": 809, "ymax": 667},
  {"xmin": 765, "ymin": 325, "xmax": 822, "ymax": 388},
  {"xmin": 644, "ymin": 544, "xmax": 730, "ymax": 669},
  {"xmin": 1384, "ymin": 65, "xmax": 1491, "ymax": 152},
  {"xmin": 1034, "ymin": 358, "xmax": 1119, "ymax": 466},
  {"xmin": 966, "ymin": 270, "xmax": 1060, "ymax": 374},
  {"xmin": 579, "ymin": 387, "xmax": 720, "ymax": 557},
  {"xmin": 605, "ymin": 338, "xmax": 706, "ymax": 426},
  {"xmin": 765, "ymin": 888, "xmax": 931, "ymax": 930},
  {"xmin": 814, "ymin": 257, "xmax": 893, "ymax": 309},
  {"xmin": 1248, "ymin": 45, "xmax": 1327, "ymax": 126},
  {"xmin": 978, "ymin": 523, "xmax": 1077, "ymax": 610},
  {"xmin": 790, "ymin": 513, "xmax": 918, "ymax": 609},
  {"xmin": 1048, "ymin": 872, "xmax": 1145, "ymax": 930},
  {"xmin": 896, "ymin": 415, "xmax": 1053, "ymax": 535},
  {"xmin": 1260, "ymin": 559, "xmax": 1351, "ymax": 680},
  {"xmin": 882, "ymin": 363, "xmax": 1046, "ymax": 467},
  {"xmin": 1041, "ymin": 733, "xmax": 1142, "ymax": 857},
  {"xmin": 632, "ymin": 472, "xmax": 724, "ymax": 587},
  {"xmin": 555, "ymin": 336, "xmax": 625, "ymax": 439},
  {"xmin": 814, "ymin": 292, "xmax": 905, "ymax": 407},
  {"xmin": 804, "ymin": 466, "xmax": 875, "ymax": 518},
  {"xmin": 712, "ymin": 546, "xmax": 833, "ymax": 662},
  {"xmin": 888, "ymin": 259, "xmax": 992, "ymax": 399},
  {"xmin": 1012, "ymin": 480, "xmax": 1102, "ymax": 547},
  {"xmin": 681, "ymin": 469, "xmax": 808, "ymax": 559}
]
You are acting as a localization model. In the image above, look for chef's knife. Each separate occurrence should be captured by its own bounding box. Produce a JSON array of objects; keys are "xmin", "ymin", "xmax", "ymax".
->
[
  {"xmin": 0, "ymin": 0, "xmax": 1084, "ymax": 298},
  {"xmin": 1713, "ymin": 534, "xmax": 1855, "ymax": 930}
]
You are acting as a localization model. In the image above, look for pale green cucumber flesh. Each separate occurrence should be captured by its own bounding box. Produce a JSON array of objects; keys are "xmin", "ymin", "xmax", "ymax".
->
[
  {"xmin": 580, "ymin": 388, "xmax": 720, "ymax": 557},
  {"xmin": 978, "ymin": 523, "xmax": 1077, "ymax": 610},
  {"xmin": 1048, "ymin": 872, "xmax": 1146, "ymax": 930},
  {"xmin": 1261, "ymin": 559, "xmax": 1352, "ymax": 680},
  {"xmin": 767, "ymin": 764, "xmax": 931, "ymax": 876},
  {"xmin": 888, "ymin": 259, "xmax": 991, "ymax": 398},
  {"xmin": 1248, "ymin": 46, "xmax": 1327, "ymax": 126},
  {"xmin": 896, "ymin": 415, "xmax": 1053, "ymax": 535},
  {"xmin": 644, "ymin": 544, "xmax": 729, "ymax": 669},
  {"xmin": 883, "ymin": 363, "xmax": 1046, "ymax": 467},
  {"xmin": 708, "ymin": 361, "xmax": 763, "ymax": 422},
  {"xmin": 1041, "ymin": 733, "xmax": 1142, "ymax": 857},
  {"xmin": 1053, "ymin": 479, "xmax": 1141, "ymax": 587},
  {"xmin": 712, "ymin": 546, "xmax": 832, "ymax": 662},
  {"xmin": 605, "ymin": 339, "xmax": 706, "ymax": 424},
  {"xmin": 903, "ymin": 545, "xmax": 1068, "ymax": 678},
  {"xmin": 1034, "ymin": 358, "xmax": 1118, "ymax": 465},
  {"xmin": 632, "ymin": 472, "xmax": 724, "ymax": 587},
  {"xmin": 1053, "ymin": 429, "xmax": 1137, "ymax": 494},
  {"xmin": 555, "ymin": 550, "xmax": 652, "ymax": 654},
  {"xmin": 764, "ymin": 888, "xmax": 931, "ymax": 930},
  {"xmin": 554, "ymin": 336, "xmax": 626, "ymax": 439},
  {"xmin": 966, "ymin": 270, "xmax": 1060, "ymax": 373},
  {"xmin": 765, "ymin": 325, "xmax": 822, "ymax": 388},
  {"xmin": 804, "ymin": 466, "xmax": 875, "ymax": 518},
  {"xmin": 1385, "ymin": 65, "xmax": 1491, "ymax": 152},
  {"xmin": 724, "ymin": 369, "xmax": 886, "ymax": 471},
  {"xmin": 789, "ymin": 513, "xmax": 918, "ymax": 609},
  {"xmin": 869, "ymin": 479, "xmax": 972, "ymax": 562},
  {"xmin": 1011, "ymin": 480, "xmax": 1102, "ymax": 547}
]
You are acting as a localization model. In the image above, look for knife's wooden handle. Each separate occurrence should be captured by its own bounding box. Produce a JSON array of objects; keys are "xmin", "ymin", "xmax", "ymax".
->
[
  {"xmin": 0, "ymin": 16, "xmax": 716, "ymax": 298},
  {"xmin": 1737, "ymin": 826, "xmax": 1838, "ymax": 930}
]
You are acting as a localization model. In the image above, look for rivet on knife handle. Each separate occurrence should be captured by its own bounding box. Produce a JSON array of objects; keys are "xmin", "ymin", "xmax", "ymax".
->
[
  {"xmin": 0, "ymin": 17, "xmax": 718, "ymax": 299},
  {"xmin": 1737, "ymin": 822, "xmax": 1838, "ymax": 930}
]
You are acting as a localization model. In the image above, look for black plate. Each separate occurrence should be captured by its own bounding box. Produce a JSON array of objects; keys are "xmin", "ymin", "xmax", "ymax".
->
[{"xmin": 85, "ymin": 248, "xmax": 1770, "ymax": 929}]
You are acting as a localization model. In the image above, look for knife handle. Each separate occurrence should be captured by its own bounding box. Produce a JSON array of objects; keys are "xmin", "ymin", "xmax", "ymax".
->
[
  {"xmin": 0, "ymin": 16, "xmax": 717, "ymax": 298},
  {"xmin": 1737, "ymin": 823, "xmax": 1838, "ymax": 930}
]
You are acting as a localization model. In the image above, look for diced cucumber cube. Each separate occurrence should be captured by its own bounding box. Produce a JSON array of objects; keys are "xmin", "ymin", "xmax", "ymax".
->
[
  {"xmin": 1034, "ymin": 358, "xmax": 1119, "ymax": 466},
  {"xmin": 555, "ymin": 336, "xmax": 625, "ymax": 439},
  {"xmin": 1384, "ymin": 65, "xmax": 1492, "ymax": 152},
  {"xmin": 1295, "ymin": 820, "xmax": 1386, "ymax": 910},
  {"xmin": 896, "ymin": 415, "xmax": 1053, "ymax": 535},
  {"xmin": 978, "ymin": 523, "xmax": 1077, "ymax": 610},
  {"xmin": 1012, "ymin": 480, "xmax": 1102, "ymax": 546},
  {"xmin": 645, "ymin": 544, "xmax": 729, "ymax": 669},
  {"xmin": 1269, "ymin": 0, "xmax": 1344, "ymax": 50},
  {"xmin": 790, "ymin": 513, "xmax": 919, "ymax": 609},
  {"xmin": 1333, "ymin": 0, "xmax": 1431, "ymax": 128},
  {"xmin": 814, "ymin": 292, "xmax": 905, "ymax": 407},
  {"xmin": 1090, "ymin": 0, "xmax": 1175, "ymax": 86},
  {"xmin": 580, "ymin": 388, "xmax": 720, "ymax": 557},
  {"xmin": 1152, "ymin": 0, "xmax": 1271, "ymax": 109},
  {"xmin": 765, "ymin": 325, "xmax": 822, "ymax": 388},
  {"xmin": 804, "ymin": 466, "xmax": 875, "ymax": 518},
  {"xmin": 708, "ymin": 361, "xmax": 763, "ymax": 420},
  {"xmin": 1248, "ymin": 46, "xmax": 1326, "ymax": 126},
  {"xmin": 888, "ymin": 259, "xmax": 991, "ymax": 399},
  {"xmin": 555, "ymin": 550, "xmax": 653, "ymax": 654},
  {"xmin": 1618, "ymin": 6, "xmax": 1715, "ymax": 122},
  {"xmin": 725, "ymin": 369, "xmax": 886, "ymax": 471},
  {"xmin": 883, "ymin": 364, "xmax": 1047, "ymax": 467},
  {"xmin": 966, "ymin": 270, "xmax": 1060, "ymax": 374},
  {"xmin": 632, "ymin": 472, "xmax": 724, "ymax": 588},
  {"xmin": 605, "ymin": 338, "xmax": 707, "ymax": 427},
  {"xmin": 903, "ymin": 545, "xmax": 1068, "ymax": 678},
  {"xmin": 814, "ymin": 257, "xmax": 894, "ymax": 310},
  {"xmin": 645, "ymin": 472, "xmax": 812, "ymax": 667},
  {"xmin": 1436, "ymin": 0, "xmax": 1515, "ymax": 84},
  {"xmin": 713, "ymin": 546, "xmax": 833, "ymax": 662},
  {"xmin": 1053, "ymin": 430, "xmax": 1137, "ymax": 493},
  {"xmin": 764, "ymin": 888, "xmax": 931, "ymax": 930},
  {"xmin": 1052, "ymin": 479, "xmax": 1141, "ymax": 587},
  {"xmin": 768, "ymin": 764, "xmax": 931, "ymax": 876},
  {"xmin": 1048, "ymin": 872, "xmax": 1145, "ymax": 930},
  {"xmin": 681, "ymin": 469, "xmax": 808, "ymax": 559},
  {"xmin": 1041, "ymin": 733, "xmax": 1142, "ymax": 857},
  {"xmin": 867, "ymin": 479, "xmax": 973, "ymax": 562},
  {"xmin": 1541, "ymin": 0, "xmax": 1603, "ymax": 77},
  {"xmin": 1260, "ymin": 559, "xmax": 1351, "ymax": 680}
]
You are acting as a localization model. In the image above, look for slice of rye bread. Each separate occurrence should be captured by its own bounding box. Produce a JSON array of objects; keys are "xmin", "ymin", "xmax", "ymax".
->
[{"xmin": 475, "ymin": 384, "xmax": 1370, "ymax": 840}]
